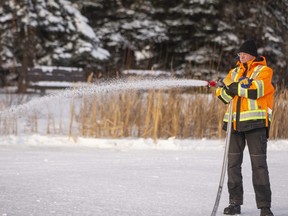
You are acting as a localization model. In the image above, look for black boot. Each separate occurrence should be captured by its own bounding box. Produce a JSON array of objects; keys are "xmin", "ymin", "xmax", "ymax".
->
[
  {"xmin": 223, "ymin": 204, "xmax": 241, "ymax": 215},
  {"xmin": 260, "ymin": 208, "xmax": 274, "ymax": 216}
]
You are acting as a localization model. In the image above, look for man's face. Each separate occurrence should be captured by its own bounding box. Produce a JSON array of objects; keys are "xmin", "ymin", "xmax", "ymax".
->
[{"xmin": 237, "ymin": 52, "xmax": 255, "ymax": 63}]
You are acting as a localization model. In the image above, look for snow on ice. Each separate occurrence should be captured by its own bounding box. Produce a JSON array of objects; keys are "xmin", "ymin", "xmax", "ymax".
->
[{"xmin": 1, "ymin": 136, "xmax": 288, "ymax": 216}]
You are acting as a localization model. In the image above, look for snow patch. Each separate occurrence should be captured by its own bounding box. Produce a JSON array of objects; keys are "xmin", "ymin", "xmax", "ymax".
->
[{"xmin": 1, "ymin": 134, "xmax": 287, "ymax": 152}]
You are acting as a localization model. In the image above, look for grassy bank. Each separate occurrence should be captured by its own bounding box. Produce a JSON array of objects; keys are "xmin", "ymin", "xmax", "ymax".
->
[{"xmin": 1, "ymin": 87, "xmax": 287, "ymax": 140}]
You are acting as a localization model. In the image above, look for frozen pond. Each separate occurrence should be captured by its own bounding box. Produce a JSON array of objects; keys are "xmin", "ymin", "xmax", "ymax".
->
[{"xmin": 0, "ymin": 141, "xmax": 287, "ymax": 216}]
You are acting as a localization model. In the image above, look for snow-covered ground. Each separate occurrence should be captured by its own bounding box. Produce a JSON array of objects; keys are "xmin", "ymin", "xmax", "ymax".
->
[
  {"xmin": 1, "ymin": 80, "xmax": 287, "ymax": 215},
  {"xmin": 1, "ymin": 136, "xmax": 288, "ymax": 216}
]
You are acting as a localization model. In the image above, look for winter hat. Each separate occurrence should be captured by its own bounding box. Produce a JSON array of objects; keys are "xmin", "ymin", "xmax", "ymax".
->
[{"xmin": 238, "ymin": 39, "xmax": 258, "ymax": 57}]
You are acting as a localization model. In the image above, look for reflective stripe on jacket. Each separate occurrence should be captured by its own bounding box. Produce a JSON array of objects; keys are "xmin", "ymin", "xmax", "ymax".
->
[{"xmin": 216, "ymin": 56, "xmax": 274, "ymax": 132}]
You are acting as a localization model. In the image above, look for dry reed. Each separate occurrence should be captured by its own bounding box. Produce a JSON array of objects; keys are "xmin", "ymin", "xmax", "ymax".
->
[
  {"xmin": 1, "ymin": 87, "xmax": 288, "ymax": 140},
  {"xmin": 69, "ymin": 87, "xmax": 227, "ymax": 140},
  {"xmin": 70, "ymin": 87, "xmax": 287, "ymax": 140}
]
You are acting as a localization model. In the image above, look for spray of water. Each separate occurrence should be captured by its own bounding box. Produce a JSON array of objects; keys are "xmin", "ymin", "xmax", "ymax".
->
[{"xmin": 0, "ymin": 78, "xmax": 208, "ymax": 118}]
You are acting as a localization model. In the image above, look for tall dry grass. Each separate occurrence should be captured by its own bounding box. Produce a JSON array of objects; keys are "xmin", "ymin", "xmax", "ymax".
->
[
  {"xmin": 269, "ymin": 87, "xmax": 288, "ymax": 139},
  {"xmin": 69, "ymin": 87, "xmax": 288, "ymax": 140},
  {"xmin": 1, "ymin": 87, "xmax": 288, "ymax": 140},
  {"xmin": 70, "ymin": 87, "xmax": 227, "ymax": 140}
]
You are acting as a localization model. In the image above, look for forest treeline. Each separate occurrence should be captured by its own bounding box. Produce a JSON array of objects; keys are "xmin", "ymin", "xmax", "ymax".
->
[{"xmin": 0, "ymin": 0, "xmax": 287, "ymax": 86}]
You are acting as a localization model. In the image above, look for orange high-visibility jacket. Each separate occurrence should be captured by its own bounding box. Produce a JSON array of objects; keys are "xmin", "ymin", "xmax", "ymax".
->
[{"xmin": 216, "ymin": 56, "xmax": 274, "ymax": 132}]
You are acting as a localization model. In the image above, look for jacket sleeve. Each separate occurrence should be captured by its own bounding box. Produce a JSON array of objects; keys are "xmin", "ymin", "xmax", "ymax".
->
[{"xmin": 216, "ymin": 70, "xmax": 235, "ymax": 104}]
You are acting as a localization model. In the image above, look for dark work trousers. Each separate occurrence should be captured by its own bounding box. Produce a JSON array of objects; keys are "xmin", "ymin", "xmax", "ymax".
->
[{"xmin": 227, "ymin": 127, "xmax": 272, "ymax": 209}]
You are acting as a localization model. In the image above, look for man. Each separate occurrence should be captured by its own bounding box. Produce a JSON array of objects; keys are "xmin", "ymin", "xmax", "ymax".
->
[{"xmin": 216, "ymin": 39, "xmax": 274, "ymax": 216}]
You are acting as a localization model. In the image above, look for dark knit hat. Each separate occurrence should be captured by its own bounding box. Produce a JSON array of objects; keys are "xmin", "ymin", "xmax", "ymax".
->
[{"xmin": 238, "ymin": 39, "xmax": 258, "ymax": 57}]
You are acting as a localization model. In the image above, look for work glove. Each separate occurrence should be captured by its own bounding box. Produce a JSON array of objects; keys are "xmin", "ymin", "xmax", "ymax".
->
[
  {"xmin": 220, "ymin": 77, "xmax": 234, "ymax": 87},
  {"xmin": 239, "ymin": 77, "xmax": 252, "ymax": 88}
]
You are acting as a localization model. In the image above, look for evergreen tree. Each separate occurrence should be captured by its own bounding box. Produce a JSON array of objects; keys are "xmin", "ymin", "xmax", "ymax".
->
[
  {"xmin": 1, "ymin": 0, "xmax": 287, "ymax": 84},
  {"xmin": 219, "ymin": 0, "xmax": 288, "ymax": 84},
  {"xmin": 151, "ymin": 0, "xmax": 239, "ymax": 79},
  {"xmin": 78, "ymin": 0, "xmax": 167, "ymax": 76},
  {"xmin": 264, "ymin": 0, "xmax": 288, "ymax": 85},
  {"xmin": 56, "ymin": 0, "xmax": 288, "ymax": 83},
  {"xmin": 0, "ymin": 0, "xmax": 109, "ymax": 69}
]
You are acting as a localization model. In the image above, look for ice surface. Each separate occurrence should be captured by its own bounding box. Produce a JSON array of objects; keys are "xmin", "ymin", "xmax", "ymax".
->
[{"xmin": 0, "ymin": 137, "xmax": 287, "ymax": 216}]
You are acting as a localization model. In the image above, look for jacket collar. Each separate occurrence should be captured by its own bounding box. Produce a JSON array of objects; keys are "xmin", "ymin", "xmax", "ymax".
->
[{"xmin": 236, "ymin": 56, "xmax": 267, "ymax": 69}]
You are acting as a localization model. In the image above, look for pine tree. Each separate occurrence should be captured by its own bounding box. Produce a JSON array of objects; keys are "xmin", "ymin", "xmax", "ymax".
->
[
  {"xmin": 152, "ymin": 0, "xmax": 236, "ymax": 79},
  {"xmin": 78, "ymin": 0, "xmax": 168, "ymax": 76},
  {"xmin": 263, "ymin": 0, "xmax": 288, "ymax": 85},
  {"xmin": 0, "ymin": 0, "xmax": 109, "ymax": 72},
  {"xmin": 219, "ymin": 0, "xmax": 288, "ymax": 84},
  {"xmin": 1, "ymin": 0, "xmax": 287, "ymax": 84}
]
